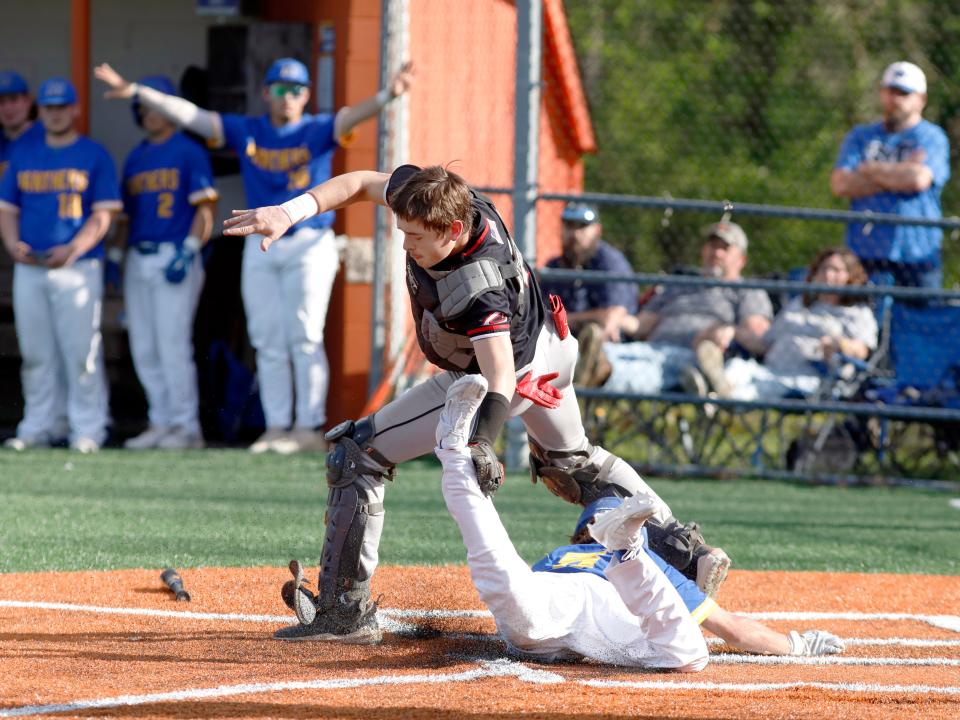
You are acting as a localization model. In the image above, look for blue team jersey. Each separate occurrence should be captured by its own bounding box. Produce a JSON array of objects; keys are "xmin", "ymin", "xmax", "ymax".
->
[
  {"xmin": 532, "ymin": 540, "xmax": 717, "ymax": 624},
  {"xmin": 0, "ymin": 135, "xmax": 121, "ymax": 259},
  {"xmin": 122, "ymin": 132, "xmax": 218, "ymax": 246},
  {"xmin": 220, "ymin": 113, "xmax": 339, "ymax": 232},
  {"xmin": 834, "ymin": 119, "xmax": 950, "ymax": 264},
  {"xmin": 0, "ymin": 123, "xmax": 45, "ymax": 183},
  {"xmin": 542, "ymin": 241, "xmax": 639, "ymax": 315}
]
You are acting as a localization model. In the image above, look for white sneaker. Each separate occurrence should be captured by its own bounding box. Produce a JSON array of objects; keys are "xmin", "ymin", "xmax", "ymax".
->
[
  {"xmin": 124, "ymin": 426, "xmax": 169, "ymax": 450},
  {"xmin": 249, "ymin": 428, "xmax": 289, "ymax": 454},
  {"xmin": 587, "ymin": 494, "xmax": 659, "ymax": 553},
  {"xmin": 156, "ymin": 427, "xmax": 204, "ymax": 450},
  {"xmin": 70, "ymin": 437, "xmax": 101, "ymax": 454},
  {"xmin": 4, "ymin": 435, "xmax": 48, "ymax": 451},
  {"xmin": 436, "ymin": 375, "xmax": 489, "ymax": 449}
]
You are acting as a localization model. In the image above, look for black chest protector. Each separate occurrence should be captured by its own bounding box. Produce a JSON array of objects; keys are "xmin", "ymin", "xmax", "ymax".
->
[{"xmin": 409, "ymin": 194, "xmax": 528, "ymax": 369}]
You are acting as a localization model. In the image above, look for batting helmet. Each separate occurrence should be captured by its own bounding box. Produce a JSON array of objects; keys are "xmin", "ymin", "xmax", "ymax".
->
[{"xmin": 573, "ymin": 496, "xmax": 623, "ymax": 540}]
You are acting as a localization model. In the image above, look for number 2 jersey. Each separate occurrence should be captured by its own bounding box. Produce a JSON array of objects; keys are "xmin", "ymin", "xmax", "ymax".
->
[
  {"xmin": 122, "ymin": 131, "xmax": 218, "ymax": 247},
  {"xmin": 0, "ymin": 134, "xmax": 121, "ymax": 259},
  {"xmin": 385, "ymin": 164, "xmax": 546, "ymax": 374},
  {"xmin": 533, "ymin": 542, "xmax": 717, "ymax": 625}
]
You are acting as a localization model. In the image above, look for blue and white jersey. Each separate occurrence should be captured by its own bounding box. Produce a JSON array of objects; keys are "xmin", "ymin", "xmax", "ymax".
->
[
  {"xmin": 219, "ymin": 113, "xmax": 339, "ymax": 232},
  {"xmin": 122, "ymin": 132, "xmax": 218, "ymax": 247},
  {"xmin": 533, "ymin": 539, "xmax": 717, "ymax": 625},
  {"xmin": 0, "ymin": 122, "xmax": 44, "ymax": 182},
  {"xmin": 0, "ymin": 135, "xmax": 122, "ymax": 259},
  {"xmin": 834, "ymin": 119, "xmax": 950, "ymax": 264}
]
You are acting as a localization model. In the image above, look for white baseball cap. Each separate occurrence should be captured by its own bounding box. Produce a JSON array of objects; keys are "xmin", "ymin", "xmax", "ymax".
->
[{"xmin": 882, "ymin": 61, "xmax": 927, "ymax": 95}]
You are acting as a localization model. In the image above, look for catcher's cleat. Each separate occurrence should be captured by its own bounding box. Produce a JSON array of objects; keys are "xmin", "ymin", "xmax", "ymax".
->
[
  {"xmin": 273, "ymin": 597, "xmax": 382, "ymax": 644},
  {"xmin": 692, "ymin": 546, "xmax": 730, "ymax": 598}
]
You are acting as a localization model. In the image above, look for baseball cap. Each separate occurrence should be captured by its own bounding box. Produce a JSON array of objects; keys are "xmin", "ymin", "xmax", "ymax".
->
[
  {"xmin": 574, "ymin": 496, "xmax": 624, "ymax": 539},
  {"xmin": 703, "ymin": 221, "xmax": 748, "ymax": 253},
  {"xmin": 264, "ymin": 58, "xmax": 310, "ymax": 87},
  {"xmin": 561, "ymin": 202, "xmax": 600, "ymax": 226},
  {"xmin": 881, "ymin": 61, "xmax": 927, "ymax": 95},
  {"xmin": 0, "ymin": 70, "xmax": 28, "ymax": 96},
  {"xmin": 36, "ymin": 77, "xmax": 77, "ymax": 106}
]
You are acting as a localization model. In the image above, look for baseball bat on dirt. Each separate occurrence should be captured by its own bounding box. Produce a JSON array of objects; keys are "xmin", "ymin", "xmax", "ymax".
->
[{"xmin": 160, "ymin": 568, "xmax": 191, "ymax": 602}]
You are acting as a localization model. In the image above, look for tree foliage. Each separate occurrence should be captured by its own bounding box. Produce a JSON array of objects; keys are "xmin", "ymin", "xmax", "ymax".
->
[{"xmin": 564, "ymin": 0, "xmax": 960, "ymax": 281}]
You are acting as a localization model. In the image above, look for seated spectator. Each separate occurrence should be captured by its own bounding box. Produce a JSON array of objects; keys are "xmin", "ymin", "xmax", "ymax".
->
[
  {"xmin": 683, "ymin": 247, "xmax": 878, "ymax": 402},
  {"xmin": 540, "ymin": 202, "xmax": 638, "ymax": 341},
  {"xmin": 575, "ymin": 222, "xmax": 773, "ymax": 395}
]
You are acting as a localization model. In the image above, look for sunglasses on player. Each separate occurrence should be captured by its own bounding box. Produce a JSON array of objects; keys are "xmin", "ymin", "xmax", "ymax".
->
[{"xmin": 269, "ymin": 83, "xmax": 307, "ymax": 99}]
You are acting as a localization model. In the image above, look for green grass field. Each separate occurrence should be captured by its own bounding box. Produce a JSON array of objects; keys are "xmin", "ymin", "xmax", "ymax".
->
[{"xmin": 0, "ymin": 449, "xmax": 957, "ymax": 575}]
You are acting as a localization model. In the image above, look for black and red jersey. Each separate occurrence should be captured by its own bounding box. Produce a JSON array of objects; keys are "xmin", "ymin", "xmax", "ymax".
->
[{"xmin": 386, "ymin": 165, "xmax": 546, "ymax": 373}]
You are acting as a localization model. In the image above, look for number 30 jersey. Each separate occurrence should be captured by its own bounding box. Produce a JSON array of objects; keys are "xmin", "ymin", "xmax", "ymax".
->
[
  {"xmin": 0, "ymin": 134, "xmax": 121, "ymax": 259},
  {"xmin": 122, "ymin": 132, "xmax": 218, "ymax": 248}
]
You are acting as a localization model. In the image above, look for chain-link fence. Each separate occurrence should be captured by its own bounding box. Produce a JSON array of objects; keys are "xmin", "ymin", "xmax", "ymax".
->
[{"xmin": 563, "ymin": 0, "xmax": 960, "ymax": 283}]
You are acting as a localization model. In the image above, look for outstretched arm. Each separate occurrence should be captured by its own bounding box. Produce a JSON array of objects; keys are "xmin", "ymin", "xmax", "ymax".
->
[
  {"xmin": 334, "ymin": 62, "xmax": 414, "ymax": 139},
  {"xmin": 222, "ymin": 170, "xmax": 390, "ymax": 251},
  {"xmin": 702, "ymin": 606, "xmax": 844, "ymax": 656},
  {"xmin": 94, "ymin": 63, "xmax": 224, "ymax": 145}
]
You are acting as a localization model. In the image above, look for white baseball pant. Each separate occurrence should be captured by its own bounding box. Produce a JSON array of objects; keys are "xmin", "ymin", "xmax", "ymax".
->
[
  {"xmin": 13, "ymin": 260, "xmax": 108, "ymax": 444},
  {"xmin": 241, "ymin": 226, "xmax": 338, "ymax": 430},
  {"xmin": 124, "ymin": 244, "xmax": 204, "ymax": 436},
  {"xmin": 436, "ymin": 444, "xmax": 708, "ymax": 670}
]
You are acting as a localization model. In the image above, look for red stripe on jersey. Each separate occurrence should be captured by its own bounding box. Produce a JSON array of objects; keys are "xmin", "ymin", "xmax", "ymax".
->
[
  {"xmin": 467, "ymin": 323, "xmax": 511, "ymax": 336},
  {"xmin": 461, "ymin": 222, "xmax": 490, "ymax": 258}
]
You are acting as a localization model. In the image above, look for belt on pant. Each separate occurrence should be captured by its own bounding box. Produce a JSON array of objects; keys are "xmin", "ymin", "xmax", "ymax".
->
[{"xmin": 132, "ymin": 241, "xmax": 161, "ymax": 255}]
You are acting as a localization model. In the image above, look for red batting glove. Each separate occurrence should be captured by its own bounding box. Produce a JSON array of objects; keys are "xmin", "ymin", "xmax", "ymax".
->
[{"xmin": 516, "ymin": 371, "xmax": 563, "ymax": 409}]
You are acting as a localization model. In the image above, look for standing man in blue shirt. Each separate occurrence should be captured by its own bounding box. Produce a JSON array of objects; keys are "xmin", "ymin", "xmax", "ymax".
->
[
  {"xmin": 112, "ymin": 75, "xmax": 219, "ymax": 450},
  {"xmin": 831, "ymin": 61, "xmax": 950, "ymax": 288},
  {"xmin": 0, "ymin": 71, "xmax": 44, "ymax": 182},
  {"xmin": 0, "ymin": 78, "xmax": 122, "ymax": 452},
  {"xmin": 540, "ymin": 202, "xmax": 638, "ymax": 341},
  {"xmin": 95, "ymin": 58, "xmax": 413, "ymax": 454}
]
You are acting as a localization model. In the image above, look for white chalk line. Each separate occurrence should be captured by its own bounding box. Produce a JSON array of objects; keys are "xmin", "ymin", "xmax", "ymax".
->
[
  {"xmin": 1, "ymin": 654, "xmax": 956, "ymax": 717},
  {"xmin": 581, "ymin": 678, "xmax": 960, "ymax": 695},
  {"xmin": 3, "ymin": 599, "xmax": 960, "ymax": 649},
  {"xmin": 0, "ymin": 659, "xmax": 559, "ymax": 718},
  {"xmin": 710, "ymin": 654, "xmax": 960, "ymax": 666},
  {"xmin": 3, "ymin": 600, "xmax": 959, "ymax": 631},
  {"xmin": 705, "ymin": 636, "xmax": 960, "ymax": 648}
]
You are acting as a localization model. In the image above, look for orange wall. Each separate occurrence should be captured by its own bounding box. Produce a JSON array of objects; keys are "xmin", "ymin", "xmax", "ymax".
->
[{"xmin": 265, "ymin": 0, "xmax": 589, "ymax": 423}]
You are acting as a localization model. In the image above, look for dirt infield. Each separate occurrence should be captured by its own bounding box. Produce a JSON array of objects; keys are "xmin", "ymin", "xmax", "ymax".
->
[{"xmin": 1, "ymin": 566, "xmax": 958, "ymax": 719}]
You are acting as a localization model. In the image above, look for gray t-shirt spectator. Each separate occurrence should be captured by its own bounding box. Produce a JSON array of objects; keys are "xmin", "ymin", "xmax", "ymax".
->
[
  {"xmin": 644, "ymin": 285, "xmax": 774, "ymax": 347},
  {"xmin": 762, "ymin": 298, "xmax": 878, "ymax": 375}
]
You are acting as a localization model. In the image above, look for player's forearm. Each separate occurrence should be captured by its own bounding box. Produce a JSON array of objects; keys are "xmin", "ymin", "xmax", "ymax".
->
[
  {"xmin": 304, "ymin": 171, "xmax": 390, "ymax": 215},
  {"xmin": 859, "ymin": 160, "xmax": 933, "ymax": 193},
  {"xmin": 334, "ymin": 85, "xmax": 404, "ymax": 138},
  {"xmin": 0, "ymin": 209, "xmax": 20, "ymax": 252},
  {"xmin": 189, "ymin": 201, "xmax": 216, "ymax": 244},
  {"xmin": 134, "ymin": 84, "xmax": 223, "ymax": 143},
  {"xmin": 70, "ymin": 210, "xmax": 114, "ymax": 257},
  {"xmin": 701, "ymin": 607, "xmax": 791, "ymax": 655}
]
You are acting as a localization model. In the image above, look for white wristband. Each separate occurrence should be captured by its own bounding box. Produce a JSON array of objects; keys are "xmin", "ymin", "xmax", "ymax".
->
[
  {"xmin": 280, "ymin": 193, "xmax": 320, "ymax": 226},
  {"xmin": 183, "ymin": 235, "xmax": 201, "ymax": 254}
]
